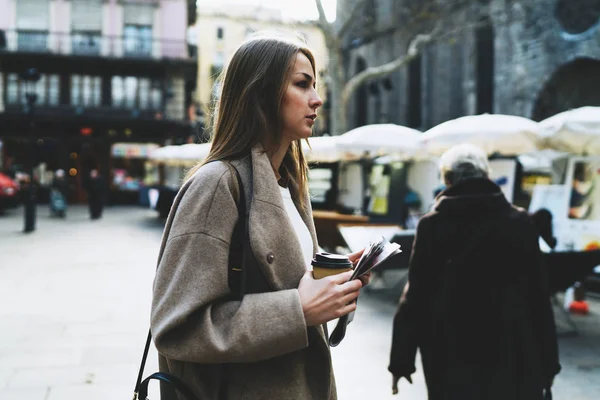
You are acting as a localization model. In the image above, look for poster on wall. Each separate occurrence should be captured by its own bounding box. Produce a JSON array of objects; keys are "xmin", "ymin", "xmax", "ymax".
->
[
  {"xmin": 528, "ymin": 184, "xmax": 570, "ymax": 219},
  {"xmin": 488, "ymin": 158, "xmax": 517, "ymax": 202},
  {"xmin": 559, "ymin": 156, "xmax": 600, "ymax": 251},
  {"xmin": 565, "ymin": 157, "xmax": 600, "ymax": 221}
]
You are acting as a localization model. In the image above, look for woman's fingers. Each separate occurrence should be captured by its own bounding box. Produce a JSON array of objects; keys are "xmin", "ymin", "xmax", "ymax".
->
[
  {"xmin": 347, "ymin": 248, "xmax": 365, "ymax": 265},
  {"xmin": 340, "ymin": 289, "xmax": 360, "ymax": 305},
  {"xmin": 339, "ymin": 278, "xmax": 362, "ymax": 294},
  {"xmin": 339, "ymin": 300, "xmax": 357, "ymax": 317},
  {"xmin": 328, "ymin": 270, "xmax": 355, "ymax": 284}
]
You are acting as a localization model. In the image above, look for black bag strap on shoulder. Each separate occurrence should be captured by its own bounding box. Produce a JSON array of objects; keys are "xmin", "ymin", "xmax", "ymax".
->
[{"xmin": 133, "ymin": 160, "xmax": 253, "ymax": 400}]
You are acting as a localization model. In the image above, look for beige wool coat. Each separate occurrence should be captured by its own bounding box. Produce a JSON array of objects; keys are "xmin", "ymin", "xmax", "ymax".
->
[{"xmin": 151, "ymin": 145, "xmax": 337, "ymax": 399}]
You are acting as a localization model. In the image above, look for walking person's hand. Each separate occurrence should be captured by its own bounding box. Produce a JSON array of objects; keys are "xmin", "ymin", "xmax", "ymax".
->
[
  {"xmin": 391, "ymin": 374, "xmax": 412, "ymax": 395},
  {"xmin": 298, "ymin": 270, "xmax": 362, "ymax": 326}
]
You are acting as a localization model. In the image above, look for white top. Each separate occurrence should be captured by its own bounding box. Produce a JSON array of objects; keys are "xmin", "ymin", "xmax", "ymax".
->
[{"xmin": 279, "ymin": 186, "xmax": 313, "ymax": 268}]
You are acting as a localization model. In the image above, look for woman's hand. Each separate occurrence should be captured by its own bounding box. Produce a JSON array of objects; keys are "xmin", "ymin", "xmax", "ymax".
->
[
  {"xmin": 347, "ymin": 248, "xmax": 372, "ymax": 287},
  {"xmin": 298, "ymin": 270, "xmax": 362, "ymax": 327}
]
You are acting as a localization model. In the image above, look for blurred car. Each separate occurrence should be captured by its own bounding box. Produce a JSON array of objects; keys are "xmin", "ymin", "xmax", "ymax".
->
[{"xmin": 0, "ymin": 172, "xmax": 19, "ymax": 211}]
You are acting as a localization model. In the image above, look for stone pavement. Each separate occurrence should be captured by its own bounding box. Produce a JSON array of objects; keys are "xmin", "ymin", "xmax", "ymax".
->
[{"xmin": 1, "ymin": 205, "xmax": 599, "ymax": 399}]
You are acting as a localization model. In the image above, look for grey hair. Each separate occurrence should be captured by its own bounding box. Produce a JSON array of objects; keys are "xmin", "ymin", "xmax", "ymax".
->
[{"xmin": 439, "ymin": 144, "xmax": 490, "ymax": 186}]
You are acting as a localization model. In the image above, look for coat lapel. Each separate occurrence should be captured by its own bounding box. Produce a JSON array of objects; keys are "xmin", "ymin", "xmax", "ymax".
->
[
  {"xmin": 248, "ymin": 145, "xmax": 312, "ymax": 291},
  {"xmin": 247, "ymin": 145, "xmax": 328, "ymax": 346}
]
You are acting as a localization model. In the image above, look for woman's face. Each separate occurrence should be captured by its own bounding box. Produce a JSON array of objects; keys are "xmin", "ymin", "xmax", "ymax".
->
[{"xmin": 280, "ymin": 52, "xmax": 323, "ymax": 143}]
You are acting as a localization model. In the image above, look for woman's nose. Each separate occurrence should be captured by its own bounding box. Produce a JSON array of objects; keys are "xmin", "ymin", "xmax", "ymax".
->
[{"xmin": 310, "ymin": 92, "xmax": 323, "ymax": 110}]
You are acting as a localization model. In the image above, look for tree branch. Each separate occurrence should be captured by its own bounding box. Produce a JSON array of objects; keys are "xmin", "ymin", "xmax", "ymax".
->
[
  {"xmin": 337, "ymin": 0, "xmax": 372, "ymax": 38},
  {"xmin": 314, "ymin": 0, "xmax": 334, "ymax": 37},
  {"xmin": 340, "ymin": 23, "xmax": 441, "ymax": 108}
]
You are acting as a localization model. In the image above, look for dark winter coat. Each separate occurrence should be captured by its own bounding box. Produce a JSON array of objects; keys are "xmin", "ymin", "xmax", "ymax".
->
[{"xmin": 389, "ymin": 178, "xmax": 560, "ymax": 400}]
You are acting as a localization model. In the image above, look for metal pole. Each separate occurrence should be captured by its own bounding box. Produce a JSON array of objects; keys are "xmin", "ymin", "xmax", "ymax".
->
[{"xmin": 23, "ymin": 93, "xmax": 37, "ymax": 233}]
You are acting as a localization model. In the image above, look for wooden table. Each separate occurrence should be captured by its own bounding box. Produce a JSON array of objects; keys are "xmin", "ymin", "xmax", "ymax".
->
[{"xmin": 312, "ymin": 210, "xmax": 369, "ymax": 251}]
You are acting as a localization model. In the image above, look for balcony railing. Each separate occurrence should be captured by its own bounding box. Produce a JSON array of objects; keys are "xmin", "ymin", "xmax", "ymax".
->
[{"xmin": 0, "ymin": 29, "xmax": 191, "ymax": 60}]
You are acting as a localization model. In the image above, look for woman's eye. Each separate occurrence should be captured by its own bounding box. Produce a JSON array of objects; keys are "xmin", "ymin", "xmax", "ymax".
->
[{"xmin": 296, "ymin": 81, "xmax": 309, "ymax": 88}]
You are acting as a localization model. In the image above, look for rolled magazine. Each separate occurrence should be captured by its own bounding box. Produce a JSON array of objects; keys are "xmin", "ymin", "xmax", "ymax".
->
[{"xmin": 329, "ymin": 236, "xmax": 402, "ymax": 347}]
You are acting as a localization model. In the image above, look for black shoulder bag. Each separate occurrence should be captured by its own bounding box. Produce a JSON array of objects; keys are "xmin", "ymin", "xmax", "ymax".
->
[{"xmin": 132, "ymin": 160, "xmax": 267, "ymax": 400}]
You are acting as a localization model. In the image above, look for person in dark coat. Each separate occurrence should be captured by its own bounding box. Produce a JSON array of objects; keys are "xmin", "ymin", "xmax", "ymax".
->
[
  {"xmin": 388, "ymin": 144, "xmax": 560, "ymax": 400},
  {"xmin": 84, "ymin": 168, "xmax": 106, "ymax": 220}
]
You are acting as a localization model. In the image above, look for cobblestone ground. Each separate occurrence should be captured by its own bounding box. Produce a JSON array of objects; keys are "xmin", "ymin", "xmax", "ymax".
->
[{"xmin": 0, "ymin": 205, "xmax": 599, "ymax": 399}]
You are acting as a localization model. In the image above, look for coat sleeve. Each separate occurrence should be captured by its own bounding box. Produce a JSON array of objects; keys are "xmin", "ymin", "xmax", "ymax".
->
[
  {"xmin": 524, "ymin": 217, "xmax": 561, "ymax": 384},
  {"xmin": 150, "ymin": 166, "xmax": 309, "ymax": 364},
  {"xmin": 388, "ymin": 217, "xmax": 432, "ymax": 378}
]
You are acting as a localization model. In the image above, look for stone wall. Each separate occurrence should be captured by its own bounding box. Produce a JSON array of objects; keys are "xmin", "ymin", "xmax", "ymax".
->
[{"xmin": 339, "ymin": 0, "xmax": 600, "ymax": 130}]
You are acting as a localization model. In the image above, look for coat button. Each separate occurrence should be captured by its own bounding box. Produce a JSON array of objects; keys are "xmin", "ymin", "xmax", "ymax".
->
[{"xmin": 266, "ymin": 253, "xmax": 275, "ymax": 264}]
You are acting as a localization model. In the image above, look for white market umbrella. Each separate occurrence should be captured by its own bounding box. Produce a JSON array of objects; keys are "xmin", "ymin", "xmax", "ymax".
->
[
  {"xmin": 422, "ymin": 114, "xmax": 543, "ymax": 156},
  {"xmin": 302, "ymin": 136, "xmax": 344, "ymax": 163},
  {"xmin": 540, "ymin": 106, "xmax": 600, "ymax": 155},
  {"xmin": 336, "ymin": 124, "xmax": 423, "ymax": 159},
  {"xmin": 148, "ymin": 145, "xmax": 180, "ymax": 164},
  {"xmin": 517, "ymin": 149, "xmax": 570, "ymax": 173},
  {"xmin": 178, "ymin": 143, "xmax": 212, "ymax": 163},
  {"xmin": 148, "ymin": 143, "xmax": 212, "ymax": 166}
]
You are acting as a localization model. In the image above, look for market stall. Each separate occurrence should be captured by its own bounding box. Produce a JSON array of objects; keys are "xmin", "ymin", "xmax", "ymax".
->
[
  {"xmin": 109, "ymin": 142, "xmax": 159, "ymax": 205},
  {"xmin": 147, "ymin": 143, "xmax": 211, "ymax": 216}
]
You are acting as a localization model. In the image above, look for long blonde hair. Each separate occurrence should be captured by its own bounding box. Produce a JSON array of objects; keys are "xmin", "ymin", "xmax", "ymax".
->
[{"xmin": 186, "ymin": 34, "xmax": 316, "ymax": 207}]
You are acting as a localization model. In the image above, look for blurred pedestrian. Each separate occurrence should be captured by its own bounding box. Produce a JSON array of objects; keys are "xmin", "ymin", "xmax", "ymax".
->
[
  {"xmin": 389, "ymin": 144, "xmax": 560, "ymax": 400},
  {"xmin": 51, "ymin": 169, "xmax": 69, "ymax": 198},
  {"xmin": 150, "ymin": 33, "xmax": 368, "ymax": 399},
  {"xmin": 84, "ymin": 168, "xmax": 105, "ymax": 220},
  {"xmin": 50, "ymin": 169, "xmax": 69, "ymax": 218}
]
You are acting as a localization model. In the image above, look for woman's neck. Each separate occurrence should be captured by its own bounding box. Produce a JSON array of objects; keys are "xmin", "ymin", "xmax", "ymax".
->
[{"xmin": 264, "ymin": 138, "xmax": 292, "ymax": 179}]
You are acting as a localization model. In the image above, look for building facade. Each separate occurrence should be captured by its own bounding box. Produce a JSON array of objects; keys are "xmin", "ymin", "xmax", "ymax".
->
[
  {"xmin": 338, "ymin": 0, "xmax": 600, "ymax": 131},
  {"xmin": 0, "ymin": 0, "xmax": 196, "ymax": 202},
  {"xmin": 195, "ymin": 3, "xmax": 330, "ymax": 134}
]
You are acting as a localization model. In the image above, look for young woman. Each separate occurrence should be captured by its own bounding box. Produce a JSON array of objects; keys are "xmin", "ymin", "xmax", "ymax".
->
[{"xmin": 151, "ymin": 34, "xmax": 366, "ymax": 399}]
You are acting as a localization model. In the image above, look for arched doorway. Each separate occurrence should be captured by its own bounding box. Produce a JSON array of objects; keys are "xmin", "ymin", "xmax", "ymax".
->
[
  {"xmin": 354, "ymin": 57, "xmax": 368, "ymax": 127},
  {"xmin": 532, "ymin": 57, "xmax": 600, "ymax": 121}
]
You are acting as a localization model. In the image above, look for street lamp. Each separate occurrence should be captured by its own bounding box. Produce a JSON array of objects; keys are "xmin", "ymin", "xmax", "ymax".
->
[{"xmin": 20, "ymin": 67, "xmax": 40, "ymax": 233}]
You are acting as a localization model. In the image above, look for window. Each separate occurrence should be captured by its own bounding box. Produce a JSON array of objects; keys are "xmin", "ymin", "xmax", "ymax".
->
[
  {"xmin": 16, "ymin": 0, "xmax": 49, "ymax": 52},
  {"xmin": 112, "ymin": 76, "xmax": 124, "ymax": 107},
  {"xmin": 48, "ymin": 75, "xmax": 60, "ymax": 105},
  {"xmin": 6, "ymin": 74, "xmax": 20, "ymax": 104},
  {"xmin": 555, "ymin": 0, "xmax": 600, "ymax": 36},
  {"xmin": 217, "ymin": 27, "xmax": 224, "ymax": 39},
  {"xmin": 17, "ymin": 30, "xmax": 48, "ymax": 52},
  {"xmin": 138, "ymin": 78, "xmax": 150, "ymax": 110},
  {"xmin": 407, "ymin": 54, "xmax": 422, "ymax": 129},
  {"xmin": 6, "ymin": 73, "xmax": 60, "ymax": 106},
  {"xmin": 71, "ymin": 0, "xmax": 102, "ymax": 54},
  {"xmin": 476, "ymin": 19, "xmax": 494, "ymax": 114},
  {"xmin": 71, "ymin": 75, "xmax": 102, "ymax": 107},
  {"xmin": 354, "ymin": 57, "xmax": 368, "ymax": 127},
  {"xmin": 112, "ymin": 76, "xmax": 162, "ymax": 110},
  {"xmin": 124, "ymin": 25, "xmax": 153, "ymax": 57},
  {"xmin": 72, "ymin": 31, "xmax": 102, "ymax": 55},
  {"xmin": 124, "ymin": 77, "xmax": 138, "ymax": 108},
  {"xmin": 151, "ymin": 80, "xmax": 163, "ymax": 110},
  {"xmin": 213, "ymin": 51, "xmax": 225, "ymax": 67}
]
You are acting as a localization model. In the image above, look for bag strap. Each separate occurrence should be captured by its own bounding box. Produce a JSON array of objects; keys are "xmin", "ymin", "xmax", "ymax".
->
[
  {"xmin": 226, "ymin": 160, "xmax": 251, "ymax": 299},
  {"xmin": 133, "ymin": 159, "xmax": 251, "ymax": 398},
  {"xmin": 137, "ymin": 372, "xmax": 199, "ymax": 400}
]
